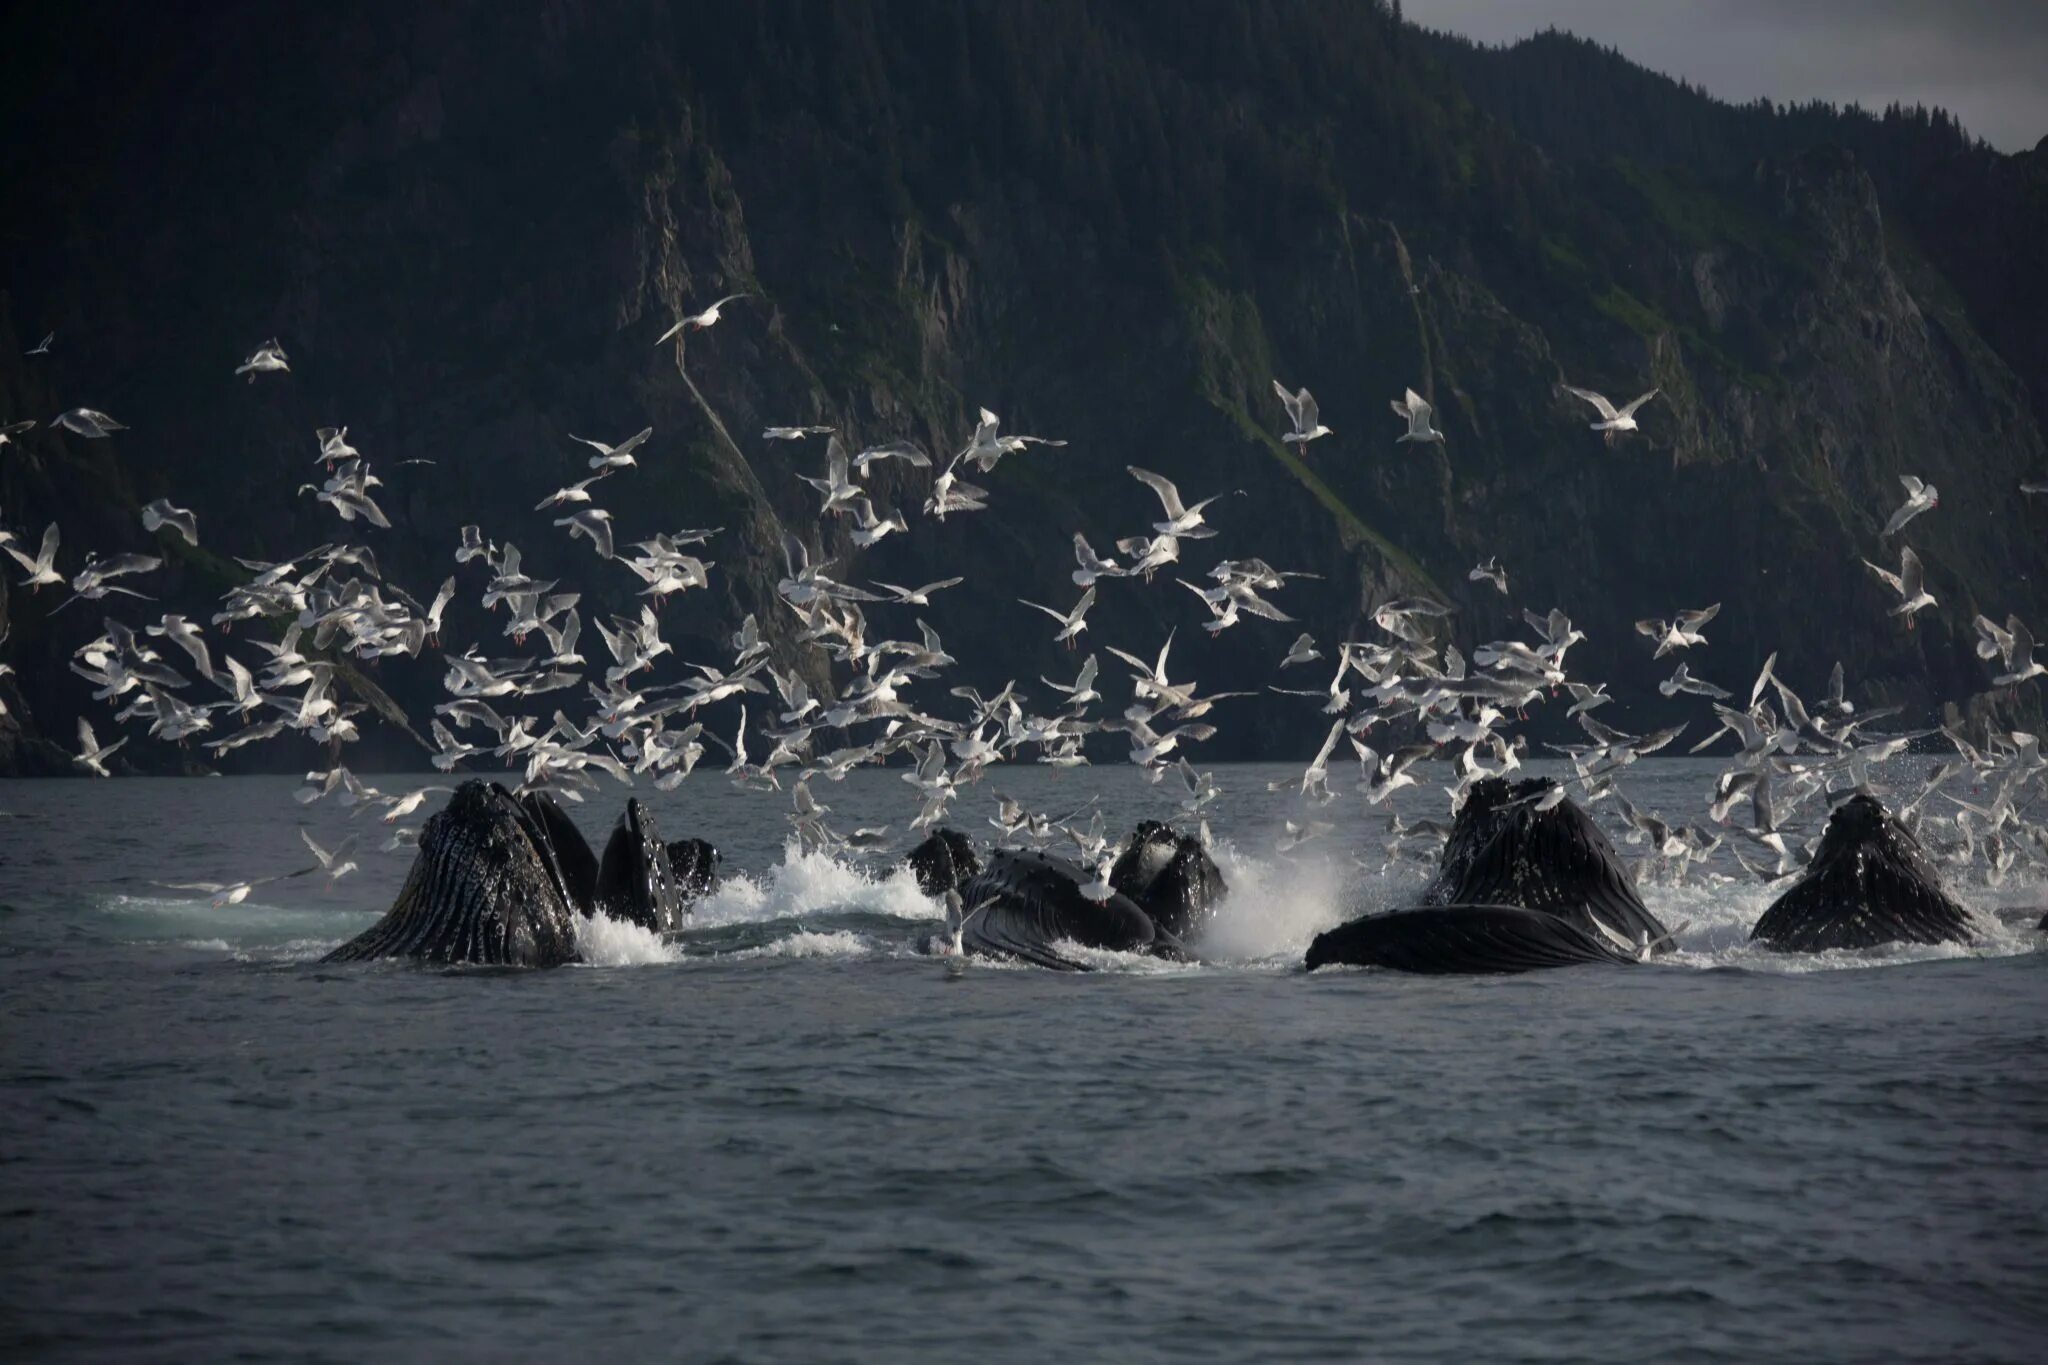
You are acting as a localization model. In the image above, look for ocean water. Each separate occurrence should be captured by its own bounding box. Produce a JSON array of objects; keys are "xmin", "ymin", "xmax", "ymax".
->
[{"xmin": 2, "ymin": 759, "xmax": 2044, "ymax": 1362}]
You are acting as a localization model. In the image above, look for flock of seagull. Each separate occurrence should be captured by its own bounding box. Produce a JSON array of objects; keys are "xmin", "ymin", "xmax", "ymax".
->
[{"xmin": 5, "ymin": 307, "xmax": 2048, "ymax": 924}]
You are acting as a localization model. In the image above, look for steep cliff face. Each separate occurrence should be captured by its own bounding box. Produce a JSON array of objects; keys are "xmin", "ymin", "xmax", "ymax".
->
[{"xmin": 0, "ymin": 0, "xmax": 2041, "ymax": 772}]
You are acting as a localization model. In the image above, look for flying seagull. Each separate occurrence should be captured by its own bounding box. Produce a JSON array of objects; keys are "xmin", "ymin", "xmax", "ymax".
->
[
  {"xmin": 1390, "ymin": 388, "xmax": 1442, "ymax": 444},
  {"xmin": 235, "ymin": 337, "xmax": 290, "ymax": 381},
  {"xmin": 1883, "ymin": 475, "xmax": 1938, "ymax": 537},
  {"xmin": 1863, "ymin": 546, "xmax": 1935, "ymax": 624},
  {"xmin": 1273, "ymin": 381, "xmax": 1331, "ymax": 447},
  {"xmin": 141, "ymin": 499, "xmax": 198, "ymax": 547},
  {"xmin": 52, "ymin": 408, "xmax": 126, "ymax": 439},
  {"xmin": 657, "ymin": 293, "xmax": 749, "ymax": 343},
  {"xmin": 1469, "ymin": 557, "xmax": 1508, "ymax": 595},
  {"xmin": 1563, "ymin": 384, "xmax": 1659, "ymax": 435}
]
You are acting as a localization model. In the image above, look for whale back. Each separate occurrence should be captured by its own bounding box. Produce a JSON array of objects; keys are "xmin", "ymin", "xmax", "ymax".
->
[
  {"xmin": 594, "ymin": 798, "xmax": 684, "ymax": 933},
  {"xmin": 1425, "ymin": 778, "xmax": 1668, "ymax": 950},
  {"xmin": 325, "ymin": 780, "xmax": 581, "ymax": 966},
  {"xmin": 1751, "ymin": 794, "xmax": 1975, "ymax": 950},
  {"xmin": 519, "ymin": 790, "xmax": 598, "ymax": 913},
  {"xmin": 1306, "ymin": 904, "xmax": 1638, "ymax": 974},
  {"xmin": 665, "ymin": 837, "xmax": 721, "ymax": 902},
  {"xmin": 958, "ymin": 849, "xmax": 1180, "ymax": 971},
  {"xmin": 904, "ymin": 827, "xmax": 980, "ymax": 897},
  {"xmin": 1109, "ymin": 820, "xmax": 1227, "ymax": 939}
]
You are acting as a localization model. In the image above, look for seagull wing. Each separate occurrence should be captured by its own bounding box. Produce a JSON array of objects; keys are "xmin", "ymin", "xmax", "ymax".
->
[
  {"xmin": 1126, "ymin": 466, "xmax": 1186, "ymax": 520},
  {"xmin": 1564, "ymin": 385, "xmax": 1621, "ymax": 420},
  {"xmin": 1272, "ymin": 380, "xmax": 1303, "ymax": 429},
  {"xmin": 1863, "ymin": 558, "xmax": 1903, "ymax": 594},
  {"xmin": 1616, "ymin": 388, "xmax": 1660, "ymax": 418}
]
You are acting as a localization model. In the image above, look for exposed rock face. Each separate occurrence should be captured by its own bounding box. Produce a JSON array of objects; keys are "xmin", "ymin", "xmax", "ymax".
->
[{"xmin": 1, "ymin": 2, "xmax": 2043, "ymax": 772}]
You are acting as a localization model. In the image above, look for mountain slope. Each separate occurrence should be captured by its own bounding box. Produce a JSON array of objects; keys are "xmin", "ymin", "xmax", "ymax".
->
[{"xmin": 0, "ymin": 0, "xmax": 2041, "ymax": 773}]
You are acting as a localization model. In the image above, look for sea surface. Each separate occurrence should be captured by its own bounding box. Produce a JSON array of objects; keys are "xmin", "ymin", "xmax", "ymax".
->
[{"xmin": 2, "ymin": 759, "xmax": 2044, "ymax": 1362}]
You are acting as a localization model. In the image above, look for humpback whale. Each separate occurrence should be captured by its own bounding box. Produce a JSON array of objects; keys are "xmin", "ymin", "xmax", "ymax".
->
[
  {"xmin": 325, "ymin": 781, "xmax": 583, "ymax": 967},
  {"xmin": 1108, "ymin": 820, "xmax": 1228, "ymax": 939},
  {"xmin": 326, "ymin": 781, "xmax": 708, "ymax": 965},
  {"xmin": 1307, "ymin": 777, "xmax": 1668, "ymax": 973},
  {"xmin": 956, "ymin": 848, "xmax": 1188, "ymax": 971},
  {"xmin": 593, "ymin": 798, "xmax": 685, "ymax": 933},
  {"xmin": 1750, "ymin": 793, "xmax": 1976, "ymax": 951},
  {"xmin": 904, "ymin": 827, "xmax": 981, "ymax": 898}
]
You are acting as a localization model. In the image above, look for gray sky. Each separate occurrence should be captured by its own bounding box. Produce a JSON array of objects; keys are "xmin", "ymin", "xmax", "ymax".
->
[{"xmin": 1404, "ymin": 0, "xmax": 2048, "ymax": 152}]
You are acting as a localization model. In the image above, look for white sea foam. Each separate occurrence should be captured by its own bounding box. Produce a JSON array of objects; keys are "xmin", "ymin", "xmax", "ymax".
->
[
  {"xmin": 1200, "ymin": 845, "xmax": 1355, "ymax": 963},
  {"xmin": 690, "ymin": 840, "xmax": 941, "ymax": 928},
  {"xmin": 575, "ymin": 910, "xmax": 682, "ymax": 966},
  {"xmin": 733, "ymin": 929, "xmax": 874, "ymax": 960}
]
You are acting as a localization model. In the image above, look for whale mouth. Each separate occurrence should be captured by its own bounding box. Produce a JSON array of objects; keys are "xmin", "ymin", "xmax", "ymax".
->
[
  {"xmin": 1750, "ymin": 793, "xmax": 1976, "ymax": 951},
  {"xmin": 958, "ymin": 849, "xmax": 1183, "ymax": 971},
  {"xmin": 324, "ymin": 781, "xmax": 582, "ymax": 967},
  {"xmin": 1425, "ymin": 777, "xmax": 1669, "ymax": 951},
  {"xmin": 1108, "ymin": 821, "xmax": 1227, "ymax": 940}
]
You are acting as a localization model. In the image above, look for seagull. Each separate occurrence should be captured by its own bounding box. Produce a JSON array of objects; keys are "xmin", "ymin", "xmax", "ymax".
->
[
  {"xmin": 555, "ymin": 509, "xmax": 615, "ymax": 559},
  {"xmin": 1390, "ymin": 388, "xmax": 1443, "ymax": 444},
  {"xmin": 147, "ymin": 614, "xmax": 215, "ymax": 681},
  {"xmin": 1071, "ymin": 533, "xmax": 1123, "ymax": 587},
  {"xmin": 52, "ymin": 408, "xmax": 126, "ymax": 439},
  {"xmin": 1469, "ymin": 557, "xmax": 1508, "ymax": 595},
  {"xmin": 1019, "ymin": 586, "xmax": 1096, "ymax": 647},
  {"xmin": 847, "ymin": 498, "xmax": 908, "ymax": 547},
  {"xmin": 1564, "ymin": 681, "xmax": 1611, "ymax": 717},
  {"xmin": 570, "ymin": 426, "xmax": 652, "ymax": 471},
  {"xmin": 1042, "ymin": 653, "xmax": 1101, "ymax": 709},
  {"xmin": 1659, "ymin": 662, "xmax": 1731, "ymax": 700},
  {"xmin": 1280, "ymin": 633, "xmax": 1321, "ymax": 668},
  {"xmin": 1863, "ymin": 546, "xmax": 1935, "ymax": 623},
  {"xmin": 1273, "ymin": 380, "xmax": 1332, "ymax": 447},
  {"xmin": 57, "ymin": 553, "xmax": 161, "ymax": 611},
  {"xmin": 851, "ymin": 440, "xmax": 934, "ymax": 475},
  {"xmin": 657, "ymin": 293, "xmax": 749, "ymax": 342},
  {"xmin": 299, "ymin": 828, "xmax": 360, "ymax": 887},
  {"xmin": 25, "ymin": 333, "xmax": 52, "ymax": 356},
  {"xmin": 800, "ymin": 437, "xmax": 864, "ymax": 516},
  {"xmin": 1883, "ymin": 475, "xmax": 1938, "ymax": 537},
  {"xmin": 74, "ymin": 718, "xmax": 127, "ymax": 776},
  {"xmin": 872, "ymin": 577, "xmax": 963, "ymax": 606},
  {"xmin": 958, "ymin": 407, "xmax": 1067, "ymax": 473},
  {"xmin": 314, "ymin": 426, "xmax": 358, "ymax": 465},
  {"xmin": 1634, "ymin": 604, "xmax": 1720, "ymax": 658},
  {"xmin": 140, "ymin": 499, "xmax": 199, "ymax": 546},
  {"xmin": 763, "ymin": 425, "xmax": 834, "ymax": 440},
  {"xmin": 379, "ymin": 786, "xmax": 455, "ymax": 823},
  {"xmin": 0, "ymin": 419, "xmax": 36, "ymax": 446},
  {"xmin": 162, "ymin": 872, "xmax": 307, "ymax": 908},
  {"xmin": 235, "ymin": 337, "xmax": 290, "ymax": 381},
  {"xmin": 1128, "ymin": 466, "xmax": 1232, "ymax": 540},
  {"xmin": 1562, "ymin": 384, "xmax": 1658, "ymax": 435},
  {"xmin": 1976, "ymin": 614, "xmax": 2045, "ymax": 686},
  {"xmin": 5, "ymin": 523, "xmax": 61, "ymax": 589},
  {"xmin": 534, "ymin": 473, "xmax": 610, "ymax": 510}
]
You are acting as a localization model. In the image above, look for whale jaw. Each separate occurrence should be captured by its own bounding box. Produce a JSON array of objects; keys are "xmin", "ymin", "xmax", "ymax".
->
[
  {"xmin": 325, "ymin": 780, "xmax": 582, "ymax": 967},
  {"xmin": 958, "ymin": 849, "xmax": 1184, "ymax": 971},
  {"xmin": 1750, "ymin": 795, "xmax": 1975, "ymax": 951},
  {"xmin": 593, "ymin": 798, "xmax": 685, "ymax": 933}
]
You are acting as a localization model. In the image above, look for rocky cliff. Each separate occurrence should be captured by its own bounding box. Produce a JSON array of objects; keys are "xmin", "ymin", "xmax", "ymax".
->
[{"xmin": 1, "ymin": 0, "xmax": 2042, "ymax": 773}]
